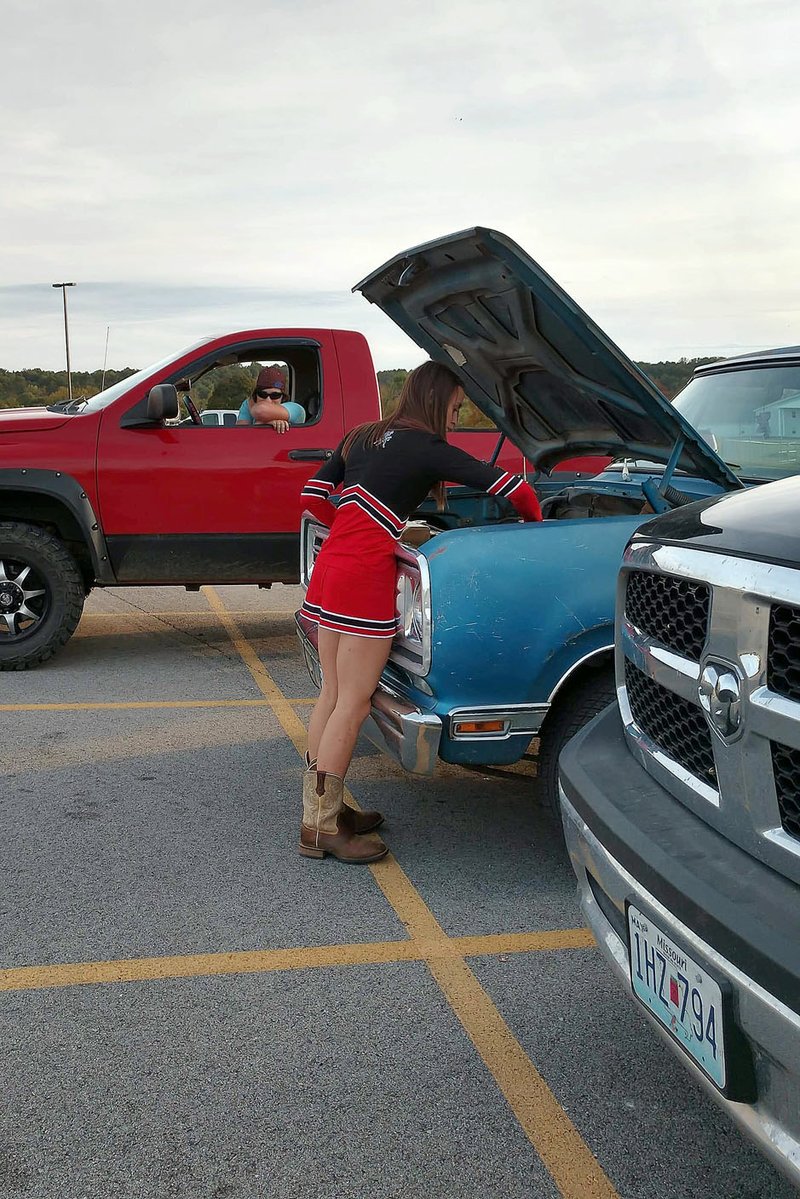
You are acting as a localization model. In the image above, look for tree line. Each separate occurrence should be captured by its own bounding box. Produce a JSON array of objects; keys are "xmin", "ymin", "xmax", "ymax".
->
[
  {"xmin": 0, "ymin": 359, "xmax": 722, "ymax": 415},
  {"xmin": 378, "ymin": 360, "xmax": 725, "ymax": 411}
]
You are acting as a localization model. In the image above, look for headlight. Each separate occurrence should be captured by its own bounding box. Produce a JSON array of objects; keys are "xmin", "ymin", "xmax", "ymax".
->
[
  {"xmin": 396, "ymin": 568, "xmax": 424, "ymax": 640},
  {"xmin": 391, "ymin": 552, "xmax": 431, "ymax": 675},
  {"xmin": 301, "ymin": 515, "xmax": 328, "ymax": 589}
]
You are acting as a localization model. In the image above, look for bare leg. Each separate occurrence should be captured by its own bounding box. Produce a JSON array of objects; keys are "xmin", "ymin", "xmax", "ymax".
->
[
  {"xmin": 306, "ymin": 627, "xmax": 341, "ymax": 764},
  {"xmin": 315, "ymin": 634, "xmax": 393, "ymax": 778}
]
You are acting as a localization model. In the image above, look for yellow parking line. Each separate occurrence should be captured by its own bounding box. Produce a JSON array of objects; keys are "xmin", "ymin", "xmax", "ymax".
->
[
  {"xmin": 0, "ymin": 930, "xmax": 593, "ymax": 994},
  {"xmin": 0, "ymin": 941, "xmax": 421, "ymax": 992},
  {"xmin": 202, "ymin": 586, "xmax": 619, "ymax": 1199},
  {"xmin": 81, "ymin": 610, "xmax": 298, "ymax": 618},
  {"xmin": 204, "ymin": 588, "xmax": 309, "ymax": 747},
  {"xmin": 428, "ymin": 953, "xmax": 616, "ymax": 1198},
  {"xmin": 450, "ymin": 928, "xmax": 595, "ymax": 956},
  {"xmin": 0, "ymin": 699, "xmax": 316, "ymax": 712},
  {"xmin": 367, "ymin": 859, "xmax": 616, "ymax": 1199}
]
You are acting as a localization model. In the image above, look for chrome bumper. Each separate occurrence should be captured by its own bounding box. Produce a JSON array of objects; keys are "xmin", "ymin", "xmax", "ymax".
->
[
  {"xmin": 295, "ymin": 617, "xmax": 441, "ymax": 776},
  {"xmin": 560, "ymin": 789, "xmax": 800, "ymax": 1188}
]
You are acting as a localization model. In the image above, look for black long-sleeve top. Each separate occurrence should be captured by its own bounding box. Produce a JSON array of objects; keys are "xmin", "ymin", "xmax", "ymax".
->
[{"xmin": 301, "ymin": 426, "xmax": 541, "ymax": 536}]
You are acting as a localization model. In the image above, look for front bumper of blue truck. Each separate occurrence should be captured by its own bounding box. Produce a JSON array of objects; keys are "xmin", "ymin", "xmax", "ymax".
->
[
  {"xmin": 295, "ymin": 613, "xmax": 548, "ymax": 775},
  {"xmin": 296, "ymin": 615, "xmax": 441, "ymax": 774}
]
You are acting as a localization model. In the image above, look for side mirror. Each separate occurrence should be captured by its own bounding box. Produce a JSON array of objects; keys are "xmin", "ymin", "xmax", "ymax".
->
[{"xmin": 146, "ymin": 384, "xmax": 179, "ymax": 421}]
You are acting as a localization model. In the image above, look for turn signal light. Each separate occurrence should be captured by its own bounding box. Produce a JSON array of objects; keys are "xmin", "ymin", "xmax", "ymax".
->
[{"xmin": 453, "ymin": 719, "xmax": 505, "ymax": 734}]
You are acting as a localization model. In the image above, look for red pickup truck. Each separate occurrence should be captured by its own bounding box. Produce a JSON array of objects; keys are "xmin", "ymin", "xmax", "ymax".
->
[{"xmin": 1, "ymin": 326, "xmax": 555, "ymax": 670}]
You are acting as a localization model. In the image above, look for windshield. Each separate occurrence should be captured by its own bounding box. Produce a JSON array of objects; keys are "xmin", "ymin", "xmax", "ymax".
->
[
  {"xmin": 75, "ymin": 338, "xmax": 215, "ymax": 414},
  {"xmin": 674, "ymin": 365, "xmax": 800, "ymax": 481}
]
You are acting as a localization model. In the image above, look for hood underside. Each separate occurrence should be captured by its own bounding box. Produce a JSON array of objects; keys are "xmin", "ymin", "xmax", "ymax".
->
[{"xmin": 354, "ymin": 227, "xmax": 740, "ymax": 489}]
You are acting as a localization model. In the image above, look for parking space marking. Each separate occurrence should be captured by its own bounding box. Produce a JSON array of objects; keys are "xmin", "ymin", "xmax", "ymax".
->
[
  {"xmin": 202, "ymin": 586, "xmax": 619, "ymax": 1199},
  {"xmin": 79, "ymin": 611, "xmax": 298, "ymax": 618},
  {"xmin": 450, "ymin": 928, "xmax": 595, "ymax": 955},
  {"xmin": 0, "ymin": 930, "xmax": 593, "ymax": 994},
  {"xmin": 204, "ymin": 588, "xmax": 311, "ymax": 748}
]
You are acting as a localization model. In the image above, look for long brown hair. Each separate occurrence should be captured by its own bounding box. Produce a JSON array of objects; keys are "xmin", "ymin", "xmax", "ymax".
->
[{"xmin": 341, "ymin": 360, "xmax": 462, "ymax": 509}]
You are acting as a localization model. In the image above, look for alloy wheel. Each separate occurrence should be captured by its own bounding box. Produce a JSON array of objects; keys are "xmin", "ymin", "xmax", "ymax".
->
[{"xmin": 0, "ymin": 558, "xmax": 48, "ymax": 639}]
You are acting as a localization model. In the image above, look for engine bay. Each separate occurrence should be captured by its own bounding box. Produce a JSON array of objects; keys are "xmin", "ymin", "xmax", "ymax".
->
[{"xmin": 401, "ymin": 482, "xmax": 651, "ymax": 546}]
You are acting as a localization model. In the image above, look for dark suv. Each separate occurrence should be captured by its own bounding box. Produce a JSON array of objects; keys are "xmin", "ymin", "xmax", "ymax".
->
[{"xmin": 559, "ymin": 460, "xmax": 800, "ymax": 1185}]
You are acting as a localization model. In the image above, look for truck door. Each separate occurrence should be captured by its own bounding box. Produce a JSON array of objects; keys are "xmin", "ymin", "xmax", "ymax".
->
[{"xmin": 95, "ymin": 333, "xmax": 346, "ymax": 583}]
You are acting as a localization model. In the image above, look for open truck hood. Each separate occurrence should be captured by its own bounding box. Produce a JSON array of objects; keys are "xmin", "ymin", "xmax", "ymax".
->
[{"xmin": 354, "ymin": 227, "xmax": 742, "ymax": 490}]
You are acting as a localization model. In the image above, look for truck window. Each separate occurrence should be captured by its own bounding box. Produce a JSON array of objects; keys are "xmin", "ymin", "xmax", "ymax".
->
[
  {"xmin": 171, "ymin": 344, "xmax": 323, "ymax": 428},
  {"xmin": 674, "ymin": 365, "xmax": 800, "ymax": 480}
]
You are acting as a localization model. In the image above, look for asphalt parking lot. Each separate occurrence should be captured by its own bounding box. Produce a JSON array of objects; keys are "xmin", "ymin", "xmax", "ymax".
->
[{"xmin": 2, "ymin": 584, "xmax": 796, "ymax": 1199}]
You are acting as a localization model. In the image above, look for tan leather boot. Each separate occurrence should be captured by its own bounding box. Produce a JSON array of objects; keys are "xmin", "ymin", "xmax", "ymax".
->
[
  {"xmin": 304, "ymin": 755, "xmax": 384, "ymax": 834},
  {"xmin": 299, "ymin": 770, "xmax": 388, "ymax": 863}
]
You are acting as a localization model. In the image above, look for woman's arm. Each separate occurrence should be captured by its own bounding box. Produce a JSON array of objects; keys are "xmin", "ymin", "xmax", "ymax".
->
[
  {"xmin": 424, "ymin": 438, "xmax": 543, "ymax": 521},
  {"xmin": 496, "ymin": 477, "xmax": 542, "ymax": 521}
]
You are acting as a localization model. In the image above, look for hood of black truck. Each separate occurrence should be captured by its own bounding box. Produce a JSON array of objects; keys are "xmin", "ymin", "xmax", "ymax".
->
[
  {"xmin": 355, "ymin": 227, "xmax": 741, "ymax": 490},
  {"xmin": 633, "ymin": 475, "xmax": 800, "ymax": 569}
]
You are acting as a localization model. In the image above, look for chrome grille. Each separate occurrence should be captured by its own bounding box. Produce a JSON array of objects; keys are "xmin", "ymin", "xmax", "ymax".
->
[
  {"xmin": 769, "ymin": 604, "xmax": 800, "ymax": 703},
  {"xmin": 625, "ymin": 570, "xmax": 710, "ymax": 661},
  {"xmin": 620, "ymin": 544, "xmax": 800, "ymax": 885},
  {"xmin": 772, "ymin": 741, "xmax": 800, "ymax": 839},
  {"xmin": 624, "ymin": 660, "xmax": 717, "ymax": 787}
]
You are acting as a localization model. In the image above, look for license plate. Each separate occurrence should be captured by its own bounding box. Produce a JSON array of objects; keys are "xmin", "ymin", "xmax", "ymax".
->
[{"xmin": 627, "ymin": 904, "xmax": 726, "ymax": 1088}]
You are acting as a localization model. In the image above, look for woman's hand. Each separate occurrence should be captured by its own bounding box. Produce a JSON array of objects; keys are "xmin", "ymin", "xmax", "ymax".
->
[{"xmin": 269, "ymin": 420, "xmax": 290, "ymax": 434}]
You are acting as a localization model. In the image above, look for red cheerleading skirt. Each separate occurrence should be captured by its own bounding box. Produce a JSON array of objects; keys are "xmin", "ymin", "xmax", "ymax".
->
[{"xmin": 299, "ymin": 507, "xmax": 400, "ymax": 638}]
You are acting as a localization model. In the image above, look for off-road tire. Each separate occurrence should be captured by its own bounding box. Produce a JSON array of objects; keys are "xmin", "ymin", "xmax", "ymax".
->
[
  {"xmin": 535, "ymin": 665, "xmax": 616, "ymax": 817},
  {"xmin": 0, "ymin": 522, "xmax": 85, "ymax": 670}
]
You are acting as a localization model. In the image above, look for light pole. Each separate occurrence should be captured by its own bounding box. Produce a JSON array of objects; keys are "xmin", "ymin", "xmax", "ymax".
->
[{"xmin": 52, "ymin": 282, "xmax": 76, "ymax": 401}]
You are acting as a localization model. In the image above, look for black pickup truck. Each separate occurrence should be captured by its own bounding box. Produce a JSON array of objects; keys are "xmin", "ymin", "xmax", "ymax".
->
[{"xmin": 560, "ymin": 463, "xmax": 800, "ymax": 1187}]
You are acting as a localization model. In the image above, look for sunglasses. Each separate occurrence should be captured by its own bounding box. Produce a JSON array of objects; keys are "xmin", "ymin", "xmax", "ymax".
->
[{"xmin": 256, "ymin": 387, "xmax": 284, "ymax": 399}]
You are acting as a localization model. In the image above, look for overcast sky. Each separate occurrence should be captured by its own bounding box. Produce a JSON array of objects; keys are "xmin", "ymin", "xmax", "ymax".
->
[{"xmin": 2, "ymin": 0, "xmax": 799, "ymax": 374}]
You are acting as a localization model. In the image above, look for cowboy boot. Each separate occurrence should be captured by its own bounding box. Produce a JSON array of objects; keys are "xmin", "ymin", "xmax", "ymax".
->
[
  {"xmin": 304, "ymin": 754, "xmax": 384, "ymax": 834},
  {"xmin": 299, "ymin": 770, "xmax": 388, "ymax": 863}
]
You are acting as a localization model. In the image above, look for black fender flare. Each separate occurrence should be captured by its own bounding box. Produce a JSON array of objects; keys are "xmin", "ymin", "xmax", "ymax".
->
[{"xmin": 0, "ymin": 469, "xmax": 115, "ymax": 583}]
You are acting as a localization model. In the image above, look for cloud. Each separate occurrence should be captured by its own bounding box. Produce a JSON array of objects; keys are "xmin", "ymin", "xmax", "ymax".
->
[
  {"xmin": 0, "ymin": 281, "xmax": 422, "ymax": 371},
  {"xmin": 1, "ymin": 0, "xmax": 799, "ymax": 369}
]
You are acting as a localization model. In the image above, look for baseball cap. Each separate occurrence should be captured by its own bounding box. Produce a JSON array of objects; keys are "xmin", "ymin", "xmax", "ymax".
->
[{"xmin": 256, "ymin": 366, "xmax": 286, "ymax": 393}]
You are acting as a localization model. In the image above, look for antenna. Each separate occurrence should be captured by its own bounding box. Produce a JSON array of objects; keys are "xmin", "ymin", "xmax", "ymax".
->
[
  {"xmin": 52, "ymin": 282, "xmax": 76, "ymax": 400},
  {"xmin": 101, "ymin": 326, "xmax": 110, "ymax": 391}
]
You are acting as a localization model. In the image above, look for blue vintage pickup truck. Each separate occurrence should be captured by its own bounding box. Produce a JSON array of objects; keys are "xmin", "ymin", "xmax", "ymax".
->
[{"xmin": 296, "ymin": 226, "xmax": 794, "ymax": 812}]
